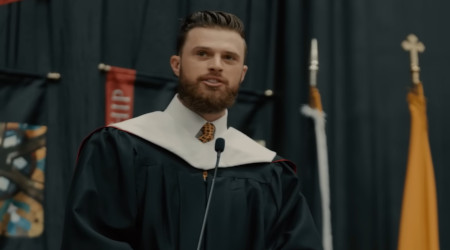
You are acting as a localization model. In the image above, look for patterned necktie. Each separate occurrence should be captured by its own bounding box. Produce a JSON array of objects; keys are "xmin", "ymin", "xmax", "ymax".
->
[{"xmin": 198, "ymin": 122, "xmax": 215, "ymax": 143}]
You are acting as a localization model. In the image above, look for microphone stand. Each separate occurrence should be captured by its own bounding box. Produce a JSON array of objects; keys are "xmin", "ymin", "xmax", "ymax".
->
[{"xmin": 196, "ymin": 138, "xmax": 225, "ymax": 250}]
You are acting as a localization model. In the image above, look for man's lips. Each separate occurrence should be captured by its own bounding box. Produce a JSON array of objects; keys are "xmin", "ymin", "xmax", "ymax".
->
[{"xmin": 199, "ymin": 75, "xmax": 227, "ymax": 87}]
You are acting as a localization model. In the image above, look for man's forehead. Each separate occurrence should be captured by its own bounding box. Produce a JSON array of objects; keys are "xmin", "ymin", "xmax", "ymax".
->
[{"xmin": 184, "ymin": 27, "xmax": 246, "ymax": 52}]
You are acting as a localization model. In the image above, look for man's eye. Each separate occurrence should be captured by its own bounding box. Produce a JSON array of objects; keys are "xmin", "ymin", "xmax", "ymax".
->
[
  {"xmin": 197, "ymin": 51, "xmax": 208, "ymax": 56},
  {"xmin": 224, "ymin": 55, "xmax": 236, "ymax": 61}
]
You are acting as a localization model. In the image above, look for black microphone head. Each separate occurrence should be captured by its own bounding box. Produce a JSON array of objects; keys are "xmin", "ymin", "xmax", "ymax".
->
[{"xmin": 215, "ymin": 138, "xmax": 225, "ymax": 153}]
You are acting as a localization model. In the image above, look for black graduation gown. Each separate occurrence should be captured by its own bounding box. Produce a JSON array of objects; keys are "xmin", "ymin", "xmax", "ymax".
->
[{"xmin": 60, "ymin": 127, "xmax": 323, "ymax": 250}]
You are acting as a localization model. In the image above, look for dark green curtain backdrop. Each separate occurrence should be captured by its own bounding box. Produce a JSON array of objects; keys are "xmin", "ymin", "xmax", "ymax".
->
[{"xmin": 0, "ymin": 0, "xmax": 449, "ymax": 250}]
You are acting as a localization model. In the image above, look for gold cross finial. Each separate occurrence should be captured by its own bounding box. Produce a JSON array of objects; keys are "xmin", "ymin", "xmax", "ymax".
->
[{"xmin": 401, "ymin": 34, "xmax": 425, "ymax": 85}]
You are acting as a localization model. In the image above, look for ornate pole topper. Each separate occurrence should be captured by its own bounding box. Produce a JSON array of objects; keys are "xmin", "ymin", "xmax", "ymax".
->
[
  {"xmin": 309, "ymin": 38, "xmax": 319, "ymax": 87},
  {"xmin": 401, "ymin": 34, "xmax": 425, "ymax": 85}
]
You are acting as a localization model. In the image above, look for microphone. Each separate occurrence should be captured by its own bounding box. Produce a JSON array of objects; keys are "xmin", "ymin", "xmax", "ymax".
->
[
  {"xmin": 215, "ymin": 137, "xmax": 225, "ymax": 153},
  {"xmin": 196, "ymin": 138, "xmax": 225, "ymax": 250}
]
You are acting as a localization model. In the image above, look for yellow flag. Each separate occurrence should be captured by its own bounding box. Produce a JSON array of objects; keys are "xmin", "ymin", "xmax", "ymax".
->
[
  {"xmin": 309, "ymin": 86, "xmax": 323, "ymax": 111},
  {"xmin": 398, "ymin": 83, "xmax": 440, "ymax": 250}
]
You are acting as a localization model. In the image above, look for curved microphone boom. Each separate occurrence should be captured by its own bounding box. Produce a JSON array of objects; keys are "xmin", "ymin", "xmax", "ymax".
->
[{"xmin": 196, "ymin": 138, "xmax": 225, "ymax": 250}]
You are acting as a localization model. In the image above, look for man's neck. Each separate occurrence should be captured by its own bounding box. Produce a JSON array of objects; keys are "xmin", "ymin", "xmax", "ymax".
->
[
  {"xmin": 177, "ymin": 96, "xmax": 226, "ymax": 122},
  {"xmin": 199, "ymin": 111, "xmax": 226, "ymax": 122}
]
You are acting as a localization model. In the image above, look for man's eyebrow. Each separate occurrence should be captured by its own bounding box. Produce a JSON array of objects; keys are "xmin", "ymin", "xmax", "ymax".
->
[
  {"xmin": 191, "ymin": 46, "xmax": 242, "ymax": 59},
  {"xmin": 193, "ymin": 46, "xmax": 240, "ymax": 54},
  {"xmin": 192, "ymin": 46, "xmax": 212, "ymax": 51}
]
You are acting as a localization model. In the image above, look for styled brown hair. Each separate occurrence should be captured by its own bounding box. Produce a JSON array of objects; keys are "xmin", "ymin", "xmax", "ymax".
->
[{"xmin": 176, "ymin": 10, "xmax": 246, "ymax": 55}]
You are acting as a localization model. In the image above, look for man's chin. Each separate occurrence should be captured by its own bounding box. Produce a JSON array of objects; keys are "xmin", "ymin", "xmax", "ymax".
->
[
  {"xmin": 178, "ymin": 81, "xmax": 238, "ymax": 113},
  {"xmin": 191, "ymin": 95, "xmax": 234, "ymax": 114}
]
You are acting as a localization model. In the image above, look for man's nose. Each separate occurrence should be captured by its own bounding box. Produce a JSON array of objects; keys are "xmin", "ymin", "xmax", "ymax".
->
[{"xmin": 208, "ymin": 55, "xmax": 223, "ymax": 72}]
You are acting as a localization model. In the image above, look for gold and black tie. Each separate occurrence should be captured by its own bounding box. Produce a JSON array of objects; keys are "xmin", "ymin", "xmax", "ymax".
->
[{"xmin": 198, "ymin": 122, "xmax": 215, "ymax": 143}]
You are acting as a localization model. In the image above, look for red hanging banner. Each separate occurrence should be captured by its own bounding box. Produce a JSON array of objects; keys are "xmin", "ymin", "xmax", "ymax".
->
[
  {"xmin": 0, "ymin": 0, "xmax": 22, "ymax": 5},
  {"xmin": 105, "ymin": 66, "xmax": 136, "ymax": 125}
]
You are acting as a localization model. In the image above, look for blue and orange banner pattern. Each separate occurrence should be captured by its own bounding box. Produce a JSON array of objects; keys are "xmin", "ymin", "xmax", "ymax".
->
[{"xmin": 0, "ymin": 122, "xmax": 46, "ymax": 237}]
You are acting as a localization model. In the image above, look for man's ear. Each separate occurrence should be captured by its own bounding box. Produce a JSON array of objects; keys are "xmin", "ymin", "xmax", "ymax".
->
[
  {"xmin": 240, "ymin": 65, "xmax": 248, "ymax": 83},
  {"xmin": 170, "ymin": 55, "xmax": 181, "ymax": 77}
]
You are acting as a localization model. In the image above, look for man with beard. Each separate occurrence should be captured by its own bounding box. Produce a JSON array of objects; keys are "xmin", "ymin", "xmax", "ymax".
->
[{"xmin": 61, "ymin": 10, "xmax": 322, "ymax": 250}]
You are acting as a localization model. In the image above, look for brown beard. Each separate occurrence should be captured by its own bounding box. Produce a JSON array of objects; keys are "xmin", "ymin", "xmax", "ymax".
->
[{"xmin": 177, "ymin": 68, "xmax": 239, "ymax": 114}]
